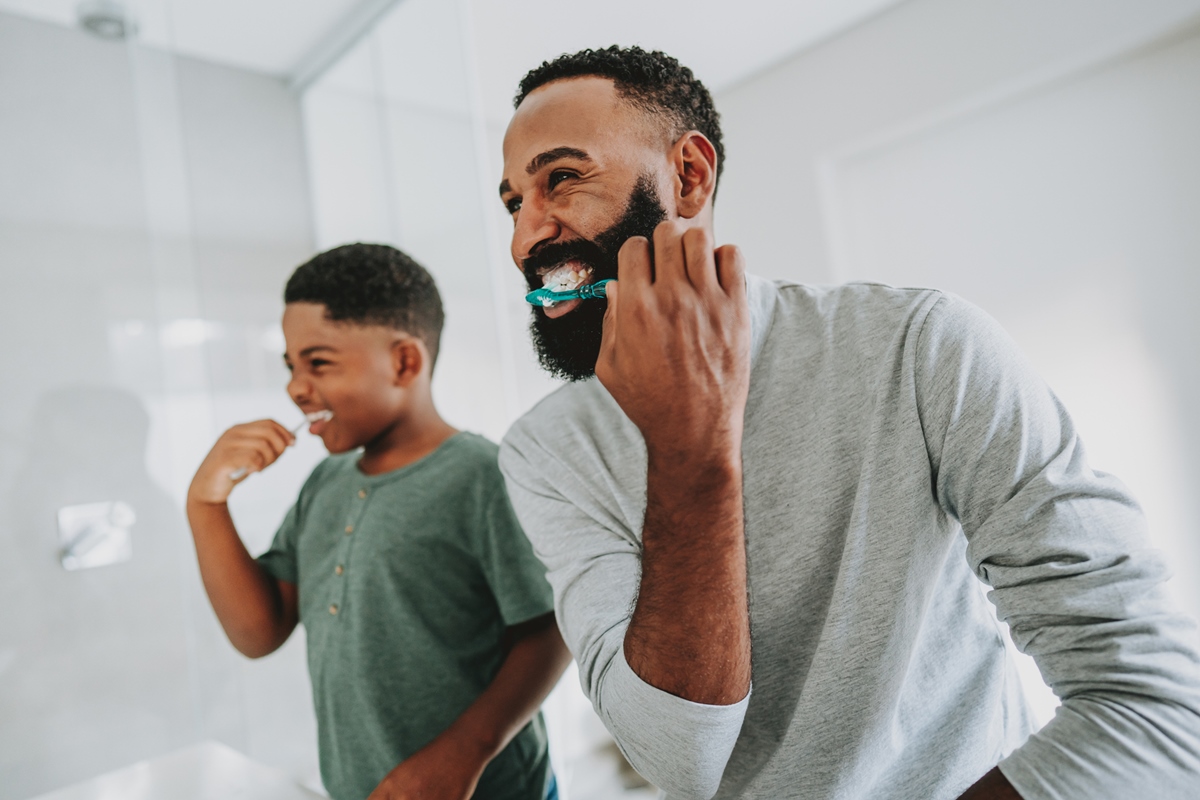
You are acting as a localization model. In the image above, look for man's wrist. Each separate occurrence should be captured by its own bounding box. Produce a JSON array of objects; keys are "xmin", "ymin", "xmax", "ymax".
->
[{"xmin": 646, "ymin": 442, "xmax": 742, "ymax": 483}]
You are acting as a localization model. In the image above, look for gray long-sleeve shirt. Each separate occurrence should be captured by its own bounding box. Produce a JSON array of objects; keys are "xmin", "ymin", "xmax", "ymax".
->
[{"xmin": 499, "ymin": 276, "xmax": 1200, "ymax": 799}]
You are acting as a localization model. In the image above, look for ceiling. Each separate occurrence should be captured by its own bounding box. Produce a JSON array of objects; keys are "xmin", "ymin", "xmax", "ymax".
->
[
  {"xmin": 0, "ymin": 0, "xmax": 904, "ymax": 105},
  {"xmin": 468, "ymin": 0, "xmax": 903, "ymax": 121},
  {"xmin": 0, "ymin": 0, "xmax": 365, "ymax": 75}
]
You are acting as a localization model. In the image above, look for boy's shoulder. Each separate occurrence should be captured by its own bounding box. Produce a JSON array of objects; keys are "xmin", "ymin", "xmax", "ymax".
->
[
  {"xmin": 435, "ymin": 432, "xmax": 506, "ymax": 490},
  {"xmin": 305, "ymin": 450, "xmax": 360, "ymax": 485},
  {"xmin": 297, "ymin": 433, "xmax": 505, "ymax": 506}
]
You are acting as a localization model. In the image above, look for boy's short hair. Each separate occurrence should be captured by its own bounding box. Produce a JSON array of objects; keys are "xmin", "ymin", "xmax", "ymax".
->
[
  {"xmin": 285, "ymin": 243, "xmax": 445, "ymax": 365},
  {"xmin": 514, "ymin": 45, "xmax": 724, "ymax": 190}
]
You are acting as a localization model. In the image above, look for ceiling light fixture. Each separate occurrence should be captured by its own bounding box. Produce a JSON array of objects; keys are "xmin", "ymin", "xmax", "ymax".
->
[{"xmin": 76, "ymin": 0, "xmax": 137, "ymax": 41}]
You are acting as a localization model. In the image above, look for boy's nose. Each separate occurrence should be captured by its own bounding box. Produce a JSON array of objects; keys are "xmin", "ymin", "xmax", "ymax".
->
[{"xmin": 287, "ymin": 373, "xmax": 311, "ymax": 405}]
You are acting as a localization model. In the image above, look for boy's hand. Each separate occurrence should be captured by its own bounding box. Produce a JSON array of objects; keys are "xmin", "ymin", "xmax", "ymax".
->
[
  {"xmin": 187, "ymin": 420, "xmax": 295, "ymax": 505},
  {"xmin": 365, "ymin": 734, "xmax": 488, "ymax": 800}
]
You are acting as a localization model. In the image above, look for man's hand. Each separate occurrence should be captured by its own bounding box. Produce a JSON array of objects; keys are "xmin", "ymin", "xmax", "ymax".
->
[
  {"xmin": 188, "ymin": 420, "xmax": 295, "ymax": 505},
  {"xmin": 596, "ymin": 221, "xmax": 750, "ymax": 464},
  {"xmin": 598, "ymin": 220, "xmax": 754, "ymax": 707},
  {"xmin": 365, "ymin": 728, "xmax": 488, "ymax": 800}
]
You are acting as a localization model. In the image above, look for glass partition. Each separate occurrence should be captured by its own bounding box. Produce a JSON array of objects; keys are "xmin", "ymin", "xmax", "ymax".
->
[{"xmin": 0, "ymin": 10, "xmax": 322, "ymax": 798}]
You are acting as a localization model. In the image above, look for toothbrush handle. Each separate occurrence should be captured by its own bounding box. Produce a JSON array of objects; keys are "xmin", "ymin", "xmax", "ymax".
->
[
  {"xmin": 582, "ymin": 279, "xmax": 614, "ymax": 299},
  {"xmin": 229, "ymin": 466, "xmax": 249, "ymax": 482}
]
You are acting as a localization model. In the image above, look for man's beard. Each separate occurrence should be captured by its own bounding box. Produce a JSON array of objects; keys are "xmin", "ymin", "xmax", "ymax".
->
[{"xmin": 522, "ymin": 175, "xmax": 668, "ymax": 381}]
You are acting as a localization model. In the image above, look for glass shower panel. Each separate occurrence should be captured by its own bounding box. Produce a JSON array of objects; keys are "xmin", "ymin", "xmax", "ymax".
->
[
  {"xmin": 0, "ymin": 22, "xmax": 199, "ymax": 799},
  {"xmin": 0, "ymin": 13, "xmax": 323, "ymax": 796},
  {"xmin": 303, "ymin": 0, "xmax": 515, "ymax": 441}
]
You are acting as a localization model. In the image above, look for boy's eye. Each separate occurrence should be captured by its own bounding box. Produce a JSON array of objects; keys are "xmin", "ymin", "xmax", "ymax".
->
[
  {"xmin": 310, "ymin": 359, "xmax": 331, "ymax": 369},
  {"xmin": 548, "ymin": 170, "xmax": 574, "ymax": 191}
]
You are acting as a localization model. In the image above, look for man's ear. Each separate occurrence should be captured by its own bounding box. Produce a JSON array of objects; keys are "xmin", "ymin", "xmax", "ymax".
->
[
  {"xmin": 391, "ymin": 337, "xmax": 427, "ymax": 386},
  {"xmin": 672, "ymin": 131, "xmax": 717, "ymax": 219}
]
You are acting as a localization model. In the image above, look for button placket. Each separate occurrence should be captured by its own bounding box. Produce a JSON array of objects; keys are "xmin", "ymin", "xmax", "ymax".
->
[{"xmin": 330, "ymin": 485, "xmax": 371, "ymax": 620}]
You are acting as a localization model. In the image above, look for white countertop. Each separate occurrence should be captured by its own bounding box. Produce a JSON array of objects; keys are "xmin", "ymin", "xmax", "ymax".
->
[{"xmin": 28, "ymin": 741, "xmax": 326, "ymax": 800}]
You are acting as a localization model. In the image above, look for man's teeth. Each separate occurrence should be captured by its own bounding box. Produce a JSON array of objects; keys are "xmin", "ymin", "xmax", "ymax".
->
[{"xmin": 542, "ymin": 263, "xmax": 592, "ymax": 292}]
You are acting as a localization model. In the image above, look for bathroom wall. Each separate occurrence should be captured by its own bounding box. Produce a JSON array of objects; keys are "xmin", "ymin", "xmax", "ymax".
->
[{"xmin": 0, "ymin": 12, "xmax": 322, "ymax": 797}]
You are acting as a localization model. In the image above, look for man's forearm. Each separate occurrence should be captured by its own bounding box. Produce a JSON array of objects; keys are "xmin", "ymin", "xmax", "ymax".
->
[
  {"xmin": 624, "ymin": 449, "xmax": 751, "ymax": 706},
  {"xmin": 957, "ymin": 767, "xmax": 1023, "ymax": 800},
  {"xmin": 186, "ymin": 499, "xmax": 296, "ymax": 657}
]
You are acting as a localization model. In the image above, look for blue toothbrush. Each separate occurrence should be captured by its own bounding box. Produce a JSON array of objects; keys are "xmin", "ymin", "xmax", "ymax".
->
[{"xmin": 525, "ymin": 279, "xmax": 614, "ymax": 307}]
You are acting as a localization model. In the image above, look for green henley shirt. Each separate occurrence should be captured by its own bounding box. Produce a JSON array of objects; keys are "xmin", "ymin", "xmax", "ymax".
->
[{"xmin": 258, "ymin": 432, "xmax": 555, "ymax": 800}]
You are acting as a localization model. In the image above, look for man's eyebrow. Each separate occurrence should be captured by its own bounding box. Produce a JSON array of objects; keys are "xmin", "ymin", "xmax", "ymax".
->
[
  {"xmin": 498, "ymin": 147, "xmax": 592, "ymax": 198},
  {"xmin": 526, "ymin": 147, "xmax": 591, "ymax": 175}
]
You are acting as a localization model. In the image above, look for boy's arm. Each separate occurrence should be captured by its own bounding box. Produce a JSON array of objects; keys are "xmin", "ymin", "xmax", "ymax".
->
[
  {"xmin": 187, "ymin": 419, "xmax": 300, "ymax": 659},
  {"xmin": 367, "ymin": 612, "xmax": 571, "ymax": 800}
]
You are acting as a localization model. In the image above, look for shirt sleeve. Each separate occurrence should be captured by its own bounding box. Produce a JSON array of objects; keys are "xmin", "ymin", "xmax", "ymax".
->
[
  {"xmin": 915, "ymin": 294, "xmax": 1200, "ymax": 799},
  {"xmin": 256, "ymin": 459, "xmax": 326, "ymax": 584},
  {"xmin": 500, "ymin": 435, "xmax": 748, "ymax": 800},
  {"xmin": 476, "ymin": 476, "xmax": 556, "ymax": 627}
]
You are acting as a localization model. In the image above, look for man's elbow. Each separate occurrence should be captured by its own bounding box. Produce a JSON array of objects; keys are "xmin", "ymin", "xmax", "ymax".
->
[{"xmin": 617, "ymin": 741, "xmax": 726, "ymax": 800}]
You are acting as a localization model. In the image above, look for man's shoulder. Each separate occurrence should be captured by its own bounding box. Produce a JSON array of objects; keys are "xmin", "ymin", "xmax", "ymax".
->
[
  {"xmin": 760, "ymin": 278, "xmax": 953, "ymax": 354},
  {"xmin": 770, "ymin": 278, "xmax": 943, "ymax": 321},
  {"xmin": 501, "ymin": 379, "xmax": 633, "ymax": 480}
]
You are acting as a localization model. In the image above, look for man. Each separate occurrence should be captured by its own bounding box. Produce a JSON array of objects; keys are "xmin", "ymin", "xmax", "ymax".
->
[{"xmin": 496, "ymin": 46, "xmax": 1200, "ymax": 799}]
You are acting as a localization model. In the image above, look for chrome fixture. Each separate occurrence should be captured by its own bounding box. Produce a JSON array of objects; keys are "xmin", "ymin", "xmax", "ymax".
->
[{"xmin": 76, "ymin": 0, "xmax": 137, "ymax": 41}]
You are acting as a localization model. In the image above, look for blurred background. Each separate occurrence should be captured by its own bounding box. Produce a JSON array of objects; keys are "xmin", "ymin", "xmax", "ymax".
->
[{"xmin": 1, "ymin": 0, "xmax": 1198, "ymax": 796}]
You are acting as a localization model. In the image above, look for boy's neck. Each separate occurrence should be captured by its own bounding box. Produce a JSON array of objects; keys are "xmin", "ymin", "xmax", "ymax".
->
[{"xmin": 357, "ymin": 399, "xmax": 459, "ymax": 476}]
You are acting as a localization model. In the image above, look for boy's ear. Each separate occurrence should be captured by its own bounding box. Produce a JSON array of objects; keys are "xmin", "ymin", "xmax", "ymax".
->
[{"xmin": 391, "ymin": 337, "xmax": 426, "ymax": 386}]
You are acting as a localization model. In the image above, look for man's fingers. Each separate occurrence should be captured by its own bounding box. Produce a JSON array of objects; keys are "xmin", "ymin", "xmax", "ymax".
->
[
  {"xmin": 682, "ymin": 227, "xmax": 718, "ymax": 293},
  {"xmin": 596, "ymin": 280, "xmax": 619, "ymax": 383},
  {"xmin": 714, "ymin": 244, "xmax": 747, "ymax": 300},
  {"xmin": 603, "ymin": 279, "xmax": 620, "ymax": 320},
  {"xmin": 652, "ymin": 220, "xmax": 688, "ymax": 287},
  {"xmin": 617, "ymin": 236, "xmax": 653, "ymax": 290}
]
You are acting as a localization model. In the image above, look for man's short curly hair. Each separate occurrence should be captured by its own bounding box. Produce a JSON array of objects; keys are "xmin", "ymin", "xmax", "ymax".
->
[
  {"xmin": 515, "ymin": 45, "xmax": 725, "ymax": 189},
  {"xmin": 284, "ymin": 243, "xmax": 445, "ymax": 365}
]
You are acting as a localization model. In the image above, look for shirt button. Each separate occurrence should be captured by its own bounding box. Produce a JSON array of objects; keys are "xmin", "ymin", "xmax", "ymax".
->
[
  {"xmin": 334, "ymin": 565, "xmax": 344, "ymax": 576},
  {"xmin": 329, "ymin": 604, "xmax": 339, "ymax": 615},
  {"xmin": 344, "ymin": 525, "xmax": 353, "ymax": 535},
  {"xmin": 357, "ymin": 489, "xmax": 367, "ymax": 499}
]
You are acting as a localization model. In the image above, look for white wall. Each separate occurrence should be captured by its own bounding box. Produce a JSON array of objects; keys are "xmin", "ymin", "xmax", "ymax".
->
[
  {"xmin": 716, "ymin": 0, "xmax": 1200, "ymax": 720},
  {"xmin": 0, "ymin": 13, "xmax": 322, "ymax": 797},
  {"xmin": 715, "ymin": 0, "xmax": 1200, "ymax": 281}
]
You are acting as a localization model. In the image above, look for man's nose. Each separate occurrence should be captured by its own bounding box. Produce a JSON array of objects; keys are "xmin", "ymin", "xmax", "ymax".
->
[{"xmin": 512, "ymin": 198, "xmax": 560, "ymax": 266}]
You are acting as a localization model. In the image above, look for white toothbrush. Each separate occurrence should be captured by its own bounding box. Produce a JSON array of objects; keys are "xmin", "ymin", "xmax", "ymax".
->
[{"xmin": 229, "ymin": 410, "xmax": 333, "ymax": 481}]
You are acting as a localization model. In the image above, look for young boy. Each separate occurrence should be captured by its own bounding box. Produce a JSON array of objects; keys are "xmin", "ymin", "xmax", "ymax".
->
[{"xmin": 187, "ymin": 243, "xmax": 570, "ymax": 800}]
